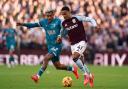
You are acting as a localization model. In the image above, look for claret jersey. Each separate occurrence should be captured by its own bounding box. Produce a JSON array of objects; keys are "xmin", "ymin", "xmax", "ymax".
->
[{"xmin": 61, "ymin": 15, "xmax": 97, "ymax": 45}]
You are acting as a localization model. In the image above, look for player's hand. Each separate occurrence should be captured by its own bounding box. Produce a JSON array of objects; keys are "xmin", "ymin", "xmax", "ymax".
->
[
  {"xmin": 17, "ymin": 22, "xmax": 22, "ymax": 26},
  {"xmin": 56, "ymin": 36, "xmax": 62, "ymax": 44}
]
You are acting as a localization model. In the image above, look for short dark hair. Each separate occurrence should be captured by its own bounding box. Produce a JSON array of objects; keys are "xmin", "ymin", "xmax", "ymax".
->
[{"xmin": 61, "ymin": 6, "xmax": 70, "ymax": 11}]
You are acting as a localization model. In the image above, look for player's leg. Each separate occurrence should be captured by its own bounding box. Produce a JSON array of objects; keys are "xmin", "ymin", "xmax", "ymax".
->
[
  {"xmin": 9, "ymin": 51, "xmax": 15, "ymax": 68},
  {"xmin": 31, "ymin": 53, "xmax": 53, "ymax": 83},
  {"xmin": 72, "ymin": 52, "xmax": 90, "ymax": 86},
  {"xmin": 80, "ymin": 54, "xmax": 94, "ymax": 87},
  {"xmin": 71, "ymin": 41, "xmax": 90, "ymax": 74},
  {"xmin": 73, "ymin": 52, "xmax": 91, "ymax": 74},
  {"xmin": 48, "ymin": 45, "xmax": 79, "ymax": 79},
  {"xmin": 38, "ymin": 53, "xmax": 53, "ymax": 77},
  {"xmin": 49, "ymin": 46, "xmax": 73, "ymax": 71},
  {"xmin": 53, "ymin": 60, "xmax": 79, "ymax": 79},
  {"xmin": 51, "ymin": 45, "xmax": 79, "ymax": 79},
  {"xmin": 8, "ymin": 45, "xmax": 15, "ymax": 68},
  {"xmin": 52, "ymin": 57, "xmax": 72, "ymax": 70},
  {"xmin": 53, "ymin": 61, "xmax": 72, "ymax": 70},
  {"xmin": 71, "ymin": 41, "xmax": 94, "ymax": 87}
]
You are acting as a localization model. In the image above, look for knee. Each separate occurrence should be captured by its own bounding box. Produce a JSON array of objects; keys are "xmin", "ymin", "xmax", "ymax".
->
[
  {"xmin": 44, "ymin": 56, "xmax": 50, "ymax": 60},
  {"xmin": 42, "ymin": 57, "xmax": 50, "ymax": 65},
  {"xmin": 55, "ymin": 64, "xmax": 62, "ymax": 70},
  {"xmin": 72, "ymin": 52, "xmax": 80, "ymax": 62},
  {"xmin": 9, "ymin": 51, "xmax": 14, "ymax": 56},
  {"xmin": 43, "ymin": 54, "xmax": 53, "ymax": 63},
  {"xmin": 72, "ymin": 52, "xmax": 80, "ymax": 59}
]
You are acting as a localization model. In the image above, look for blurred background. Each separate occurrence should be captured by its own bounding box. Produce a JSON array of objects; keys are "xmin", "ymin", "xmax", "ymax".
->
[{"xmin": 0, "ymin": 0, "xmax": 128, "ymax": 66}]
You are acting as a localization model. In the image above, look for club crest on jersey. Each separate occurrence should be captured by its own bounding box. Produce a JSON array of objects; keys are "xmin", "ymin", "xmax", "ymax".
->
[
  {"xmin": 65, "ymin": 24, "xmax": 67, "ymax": 27},
  {"xmin": 72, "ymin": 19, "xmax": 76, "ymax": 23}
]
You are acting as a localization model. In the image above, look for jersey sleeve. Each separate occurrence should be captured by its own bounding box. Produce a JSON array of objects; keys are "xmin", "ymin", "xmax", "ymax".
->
[
  {"xmin": 38, "ymin": 19, "xmax": 45, "ymax": 28},
  {"xmin": 2, "ymin": 30, "xmax": 6, "ymax": 40},
  {"xmin": 75, "ymin": 15, "xmax": 97, "ymax": 27},
  {"xmin": 12, "ymin": 29, "xmax": 17, "ymax": 35},
  {"xmin": 22, "ymin": 22, "xmax": 40, "ymax": 28},
  {"xmin": 59, "ymin": 21, "xmax": 68, "ymax": 38}
]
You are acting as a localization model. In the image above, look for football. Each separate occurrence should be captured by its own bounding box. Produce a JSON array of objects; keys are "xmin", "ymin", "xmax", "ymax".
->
[{"xmin": 62, "ymin": 76, "xmax": 72, "ymax": 87}]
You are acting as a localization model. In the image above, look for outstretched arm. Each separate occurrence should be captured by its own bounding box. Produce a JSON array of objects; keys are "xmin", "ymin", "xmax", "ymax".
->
[
  {"xmin": 76, "ymin": 16, "xmax": 97, "ymax": 27},
  {"xmin": 17, "ymin": 22, "xmax": 40, "ymax": 28}
]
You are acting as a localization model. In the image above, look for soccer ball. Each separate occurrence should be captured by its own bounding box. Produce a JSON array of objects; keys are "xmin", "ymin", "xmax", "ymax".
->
[{"xmin": 62, "ymin": 76, "xmax": 72, "ymax": 87}]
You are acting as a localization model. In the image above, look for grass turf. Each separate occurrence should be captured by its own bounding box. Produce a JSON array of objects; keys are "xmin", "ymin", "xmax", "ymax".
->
[{"xmin": 0, "ymin": 65, "xmax": 128, "ymax": 89}]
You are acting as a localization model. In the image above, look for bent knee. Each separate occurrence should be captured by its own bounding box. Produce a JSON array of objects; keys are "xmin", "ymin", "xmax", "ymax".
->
[
  {"xmin": 44, "ymin": 54, "xmax": 53, "ymax": 60},
  {"xmin": 55, "ymin": 65, "xmax": 62, "ymax": 70},
  {"xmin": 72, "ymin": 52, "xmax": 80, "ymax": 59}
]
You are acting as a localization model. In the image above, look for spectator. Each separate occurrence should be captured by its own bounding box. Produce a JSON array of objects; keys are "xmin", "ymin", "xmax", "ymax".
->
[{"xmin": 0, "ymin": 0, "xmax": 127, "ymax": 51}]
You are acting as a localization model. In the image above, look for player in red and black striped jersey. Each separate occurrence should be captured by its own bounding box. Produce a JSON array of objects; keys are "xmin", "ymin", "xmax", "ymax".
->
[{"xmin": 57, "ymin": 6, "xmax": 97, "ymax": 87}]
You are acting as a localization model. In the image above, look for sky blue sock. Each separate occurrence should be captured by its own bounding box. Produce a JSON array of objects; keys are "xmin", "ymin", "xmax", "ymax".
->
[
  {"xmin": 75, "ymin": 59, "xmax": 90, "ymax": 74},
  {"xmin": 84, "ymin": 64, "xmax": 90, "ymax": 74}
]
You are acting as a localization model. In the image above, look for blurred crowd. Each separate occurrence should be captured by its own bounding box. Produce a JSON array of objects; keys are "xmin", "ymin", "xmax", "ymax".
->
[{"xmin": 0, "ymin": 0, "xmax": 128, "ymax": 52}]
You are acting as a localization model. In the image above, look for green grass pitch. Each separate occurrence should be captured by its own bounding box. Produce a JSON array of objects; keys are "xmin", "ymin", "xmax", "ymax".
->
[{"xmin": 0, "ymin": 65, "xmax": 128, "ymax": 89}]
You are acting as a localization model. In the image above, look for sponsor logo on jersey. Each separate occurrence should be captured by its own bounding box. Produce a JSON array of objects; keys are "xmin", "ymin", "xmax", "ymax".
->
[
  {"xmin": 47, "ymin": 30, "xmax": 56, "ymax": 35},
  {"xmin": 66, "ymin": 24, "xmax": 78, "ymax": 30}
]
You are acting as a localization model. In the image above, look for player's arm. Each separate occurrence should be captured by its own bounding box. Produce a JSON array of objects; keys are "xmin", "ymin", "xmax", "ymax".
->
[
  {"xmin": 17, "ymin": 22, "xmax": 40, "ymax": 28},
  {"xmin": 59, "ymin": 28, "xmax": 68, "ymax": 38},
  {"xmin": 60, "ymin": 20, "xmax": 68, "ymax": 38},
  {"xmin": 57, "ymin": 29, "xmax": 63, "ymax": 43},
  {"xmin": 76, "ymin": 16, "xmax": 97, "ymax": 27},
  {"xmin": 56, "ymin": 23, "xmax": 68, "ymax": 43},
  {"xmin": 2, "ymin": 29, "xmax": 7, "ymax": 38},
  {"xmin": 2, "ymin": 30, "xmax": 6, "ymax": 45},
  {"xmin": 57, "ymin": 29, "xmax": 68, "ymax": 43},
  {"xmin": 13, "ymin": 29, "xmax": 18, "ymax": 36}
]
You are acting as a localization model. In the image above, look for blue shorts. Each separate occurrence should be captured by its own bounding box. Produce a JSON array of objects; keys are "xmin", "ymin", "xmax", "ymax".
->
[
  {"xmin": 6, "ymin": 42, "xmax": 16, "ymax": 51},
  {"xmin": 48, "ymin": 44, "xmax": 62, "ymax": 62}
]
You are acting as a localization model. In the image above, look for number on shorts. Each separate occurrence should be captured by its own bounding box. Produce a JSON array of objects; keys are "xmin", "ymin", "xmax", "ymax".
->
[{"xmin": 76, "ymin": 45, "xmax": 83, "ymax": 51}]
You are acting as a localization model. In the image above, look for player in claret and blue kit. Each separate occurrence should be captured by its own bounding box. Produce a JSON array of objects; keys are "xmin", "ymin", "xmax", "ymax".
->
[
  {"xmin": 17, "ymin": 8, "xmax": 79, "ymax": 83},
  {"xmin": 57, "ymin": 6, "xmax": 97, "ymax": 87}
]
